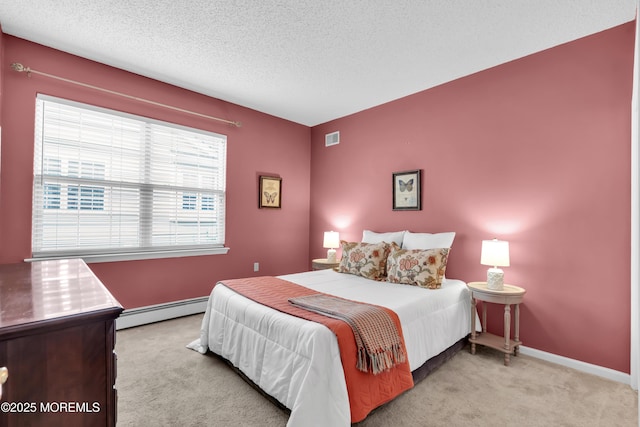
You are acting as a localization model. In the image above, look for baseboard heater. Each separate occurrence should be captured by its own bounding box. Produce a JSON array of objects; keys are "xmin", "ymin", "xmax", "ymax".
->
[{"xmin": 116, "ymin": 296, "xmax": 208, "ymax": 330}]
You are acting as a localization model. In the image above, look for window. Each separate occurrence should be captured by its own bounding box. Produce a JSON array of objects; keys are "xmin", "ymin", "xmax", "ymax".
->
[
  {"xmin": 182, "ymin": 193, "xmax": 197, "ymax": 210},
  {"xmin": 32, "ymin": 95, "xmax": 227, "ymax": 261}
]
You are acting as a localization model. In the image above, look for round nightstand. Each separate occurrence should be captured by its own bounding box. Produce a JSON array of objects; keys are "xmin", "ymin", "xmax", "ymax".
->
[
  {"xmin": 467, "ymin": 281, "xmax": 526, "ymax": 366},
  {"xmin": 311, "ymin": 258, "xmax": 340, "ymax": 271}
]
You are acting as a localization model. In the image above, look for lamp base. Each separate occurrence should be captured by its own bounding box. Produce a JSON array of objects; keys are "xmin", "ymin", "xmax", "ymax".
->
[
  {"xmin": 327, "ymin": 249, "xmax": 337, "ymax": 263},
  {"xmin": 486, "ymin": 268, "xmax": 504, "ymax": 291}
]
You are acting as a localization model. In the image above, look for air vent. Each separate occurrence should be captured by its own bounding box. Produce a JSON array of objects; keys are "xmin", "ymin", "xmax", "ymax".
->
[{"xmin": 325, "ymin": 131, "xmax": 340, "ymax": 147}]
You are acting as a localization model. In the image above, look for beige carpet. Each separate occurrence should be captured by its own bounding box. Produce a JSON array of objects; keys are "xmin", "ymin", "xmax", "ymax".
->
[{"xmin": 115, "ymin": 314, "xmax": 638, "ymax": 426}]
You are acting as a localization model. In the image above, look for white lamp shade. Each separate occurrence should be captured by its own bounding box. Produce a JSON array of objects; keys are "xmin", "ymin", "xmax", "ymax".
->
[
  {"xmin": 323, "ymin": 231, "xmax": 340, "ymax": 249},
  {"xmin": 480, "ymin": 239, "xmax": 510, "ymax": 268}
]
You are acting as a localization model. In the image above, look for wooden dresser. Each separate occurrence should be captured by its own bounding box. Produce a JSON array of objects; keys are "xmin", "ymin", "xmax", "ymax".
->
[{"xmin": 0, "ymin": 259, "xmax": 123, "ymax": 426}]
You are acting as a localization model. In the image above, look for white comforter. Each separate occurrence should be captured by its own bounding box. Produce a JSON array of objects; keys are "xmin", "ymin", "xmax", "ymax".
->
[{"xmin": 189, "ymin": 269, "xmax": 474, "ymax": 427}]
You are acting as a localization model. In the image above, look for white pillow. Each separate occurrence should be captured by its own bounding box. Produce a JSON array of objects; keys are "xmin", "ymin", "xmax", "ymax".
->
[
  {"xmin": 401, "ymin": 231, "xmax": 456, "ymax": 250},
  {"xmin": 361, "ymin": 230, "xmax": 406, "ymax": 246}
]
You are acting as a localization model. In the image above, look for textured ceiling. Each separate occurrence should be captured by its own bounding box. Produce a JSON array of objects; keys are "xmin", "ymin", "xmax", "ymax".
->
[{"xmin": 0, "ymin": 1, "xmax": 636, "ymax": 126}]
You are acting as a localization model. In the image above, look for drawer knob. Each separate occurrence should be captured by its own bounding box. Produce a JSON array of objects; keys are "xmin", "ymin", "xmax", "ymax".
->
[{"xmin": 0, "ymin": 367, "xmax": 7, "ymax": 400}]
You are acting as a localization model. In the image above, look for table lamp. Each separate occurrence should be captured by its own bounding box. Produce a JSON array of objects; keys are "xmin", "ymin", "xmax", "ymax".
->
[
  {"xmin": 480, "ymin": 238, "xmax": 510, "ymax": 290},
  {"xmin": 323, "ymin": 231, "xmax": 340, "ymax": 263}
]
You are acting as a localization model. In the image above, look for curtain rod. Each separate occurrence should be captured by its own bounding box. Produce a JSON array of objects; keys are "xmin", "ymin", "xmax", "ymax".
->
[{"xmin": 10, "ymin": 62, "xmax": 242, "ymax": 128}]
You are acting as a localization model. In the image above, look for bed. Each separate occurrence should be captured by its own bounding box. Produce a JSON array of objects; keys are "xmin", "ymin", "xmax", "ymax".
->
[{"xmin": 188, "ymin": 231, "xmax": 477, "ymax": 426}]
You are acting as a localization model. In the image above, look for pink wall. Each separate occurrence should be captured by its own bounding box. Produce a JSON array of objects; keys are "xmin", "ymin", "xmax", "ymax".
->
[
  {"xmin": 0, "ymin": 36, "xmax": 311, "ymax": 308},
  {"xmin": 310, "ymin": 23, "xmax": 635, "ymax": 373}
]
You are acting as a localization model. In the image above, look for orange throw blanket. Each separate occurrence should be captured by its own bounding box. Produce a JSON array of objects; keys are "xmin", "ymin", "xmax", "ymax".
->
[{"xmin": 220, "ymin": 276, "xmax": 414, "ymax": 423}]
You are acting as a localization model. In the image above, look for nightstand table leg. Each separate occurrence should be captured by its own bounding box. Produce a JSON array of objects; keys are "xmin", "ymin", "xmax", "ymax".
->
[
  {"xmin": 514, "ymin": 303, "xmax": 521, "ymax": 356},
  {"xmin": 504, "ymin": 304, "xmax": 511, "ymax": 366},
  {"xmin": 481, "ymin": 303, "xmax": 487, "ymax": 334},
  {"xmin": 470, "ymin": 297, "xmax": 477, "ymax": 355}
]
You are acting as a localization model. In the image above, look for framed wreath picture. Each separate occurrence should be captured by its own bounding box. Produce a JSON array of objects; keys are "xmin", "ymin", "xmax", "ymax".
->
[
  {"xmin": 392, "ymin": 169, "xmax": 421, "ymax": 211},
  {"xmin": 259, "ymin": 175, "xmax": 282, "ymax": 208}
]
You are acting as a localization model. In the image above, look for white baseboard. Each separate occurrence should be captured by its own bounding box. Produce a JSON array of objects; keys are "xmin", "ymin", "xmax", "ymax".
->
[
  {"xmin": 115, "ymin": 296, "xmax": 208, "ymax": 330},
  {"xmin": 520, "ymin": 346, "xmax": 632, "ymax": 387},
  {"xmin": 114, "ymin": 299, "xmax": 634, "ymax": 388}
]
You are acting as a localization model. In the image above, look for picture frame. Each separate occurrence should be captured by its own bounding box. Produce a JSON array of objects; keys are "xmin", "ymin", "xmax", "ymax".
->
[
  {"xmin": 259, "ymin": 175, "xmax": 282, "ymax": 208},
  {"xmin": 392, "ymin": 169, "xmax": 421, "ymax": 211}
]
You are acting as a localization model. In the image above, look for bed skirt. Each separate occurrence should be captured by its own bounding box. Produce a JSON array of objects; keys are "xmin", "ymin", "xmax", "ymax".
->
[{"xmin": 211, "ymin": 336, "xmax": 469, "ymax": 417}]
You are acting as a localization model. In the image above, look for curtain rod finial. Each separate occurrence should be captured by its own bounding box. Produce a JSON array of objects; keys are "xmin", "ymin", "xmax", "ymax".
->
[{"xmin": 10, "ymin": 62, "xmax": 31, "ymax": 76}]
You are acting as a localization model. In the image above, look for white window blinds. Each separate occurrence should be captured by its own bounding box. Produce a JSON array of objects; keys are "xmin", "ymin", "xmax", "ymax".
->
[{"xmin": 32, "ymin": 95, "xmax": 227, "ymax": 260}]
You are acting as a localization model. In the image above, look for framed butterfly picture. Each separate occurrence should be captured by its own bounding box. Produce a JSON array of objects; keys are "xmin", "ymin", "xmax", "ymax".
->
[
  {"xmin": 392, "ymin": 169, "xmax": 421, "ymax": 210},
  {"xmin": 259, "ymin": 175, "xmax": 282, "ymax": 208}
]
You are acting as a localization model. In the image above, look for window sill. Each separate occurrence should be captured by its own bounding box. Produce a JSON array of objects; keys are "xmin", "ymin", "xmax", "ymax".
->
[{"xmin": 26, "ymin": 247, "xmax": 230, "ymax": 264}]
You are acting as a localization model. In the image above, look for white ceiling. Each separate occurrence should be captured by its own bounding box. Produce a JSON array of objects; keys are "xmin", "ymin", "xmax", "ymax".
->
[{"xmin": 0, "ymin": 1, "xmax": 636, "ymax": 126}]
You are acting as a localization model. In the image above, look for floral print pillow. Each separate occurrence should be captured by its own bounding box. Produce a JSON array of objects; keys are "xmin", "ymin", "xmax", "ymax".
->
[
  {"xmin": 337, "ymin": 241, "xmax": 391, "ymax": 281},
  {"xmin": 386, "ymin": 244, "xmax": 450, "ymax": 289}
]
